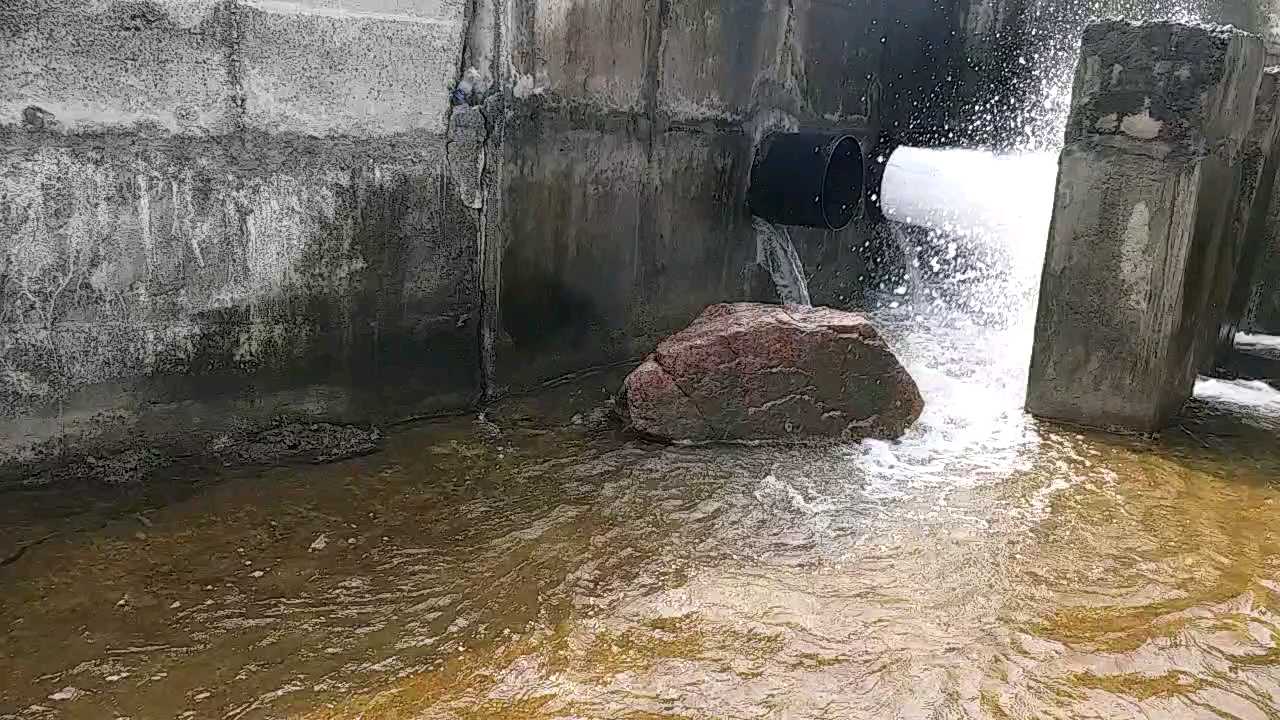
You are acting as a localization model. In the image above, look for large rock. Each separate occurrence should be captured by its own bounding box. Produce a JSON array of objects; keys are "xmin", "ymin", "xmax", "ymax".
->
[{"xmin": 622, "ymin": 303, "xmax": 924, "ymax": 443}]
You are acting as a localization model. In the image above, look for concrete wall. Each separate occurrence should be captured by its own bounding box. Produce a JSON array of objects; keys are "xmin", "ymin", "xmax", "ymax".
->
[
  {"xmin": 0, "ymin": 0, "xmax": 985, "ymax": 481},
  {"xmin": 1219, "ymin": 67, "xmax": 1280, "ymax": 354},
  {"xmin": 496, "ymin": 0, "xmax": 983, "ymax": 386},
  {"xmin": 0, "ymin": 0, "xmax": 480, "ymax": 480}
]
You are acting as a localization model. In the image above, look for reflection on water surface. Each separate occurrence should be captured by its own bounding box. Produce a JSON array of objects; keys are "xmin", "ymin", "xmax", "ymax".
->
[{"xmin": 2, "ymin": 314, "xmax": 1279, "ymax": 720}]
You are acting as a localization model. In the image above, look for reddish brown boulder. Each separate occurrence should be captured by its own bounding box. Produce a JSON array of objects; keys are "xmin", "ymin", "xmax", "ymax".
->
[{"xmin": 622, "ymin": 303, "xmax": 924, "ymax": 443}]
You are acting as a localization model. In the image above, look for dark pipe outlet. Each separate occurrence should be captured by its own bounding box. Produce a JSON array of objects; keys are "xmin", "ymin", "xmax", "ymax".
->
[{"xmin": 748, "ymin": 131, "xmax": 865, "ymax": 230}]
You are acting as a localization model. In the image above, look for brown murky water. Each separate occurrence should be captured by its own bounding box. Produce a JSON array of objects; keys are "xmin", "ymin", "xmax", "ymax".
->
[{"xmin": 3, "ymin": 316, "xmax": 1280, "ymax": 720}]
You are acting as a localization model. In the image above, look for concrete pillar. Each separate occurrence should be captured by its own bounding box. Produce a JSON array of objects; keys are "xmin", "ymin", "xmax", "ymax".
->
[
  {"xmin": 1027, "ymin": 20, "xmax": 1265, "ymax": 432},
  {"xmin": 1220, "ymin": 67, "xmax": 1280, "ymax": 358},
  {"xmin": 1244, "ymin": 201, "xmax": 1280, "ymax": 334},
  {"xmin": 1243, "ymin": 52, "xmax": 1280, "ymax": 337}
]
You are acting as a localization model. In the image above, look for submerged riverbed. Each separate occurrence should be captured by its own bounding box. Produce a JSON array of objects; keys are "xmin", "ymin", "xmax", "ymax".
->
[{"xmin": 3, "ymin": 312, "xmax": 1280, "ymax": 720}]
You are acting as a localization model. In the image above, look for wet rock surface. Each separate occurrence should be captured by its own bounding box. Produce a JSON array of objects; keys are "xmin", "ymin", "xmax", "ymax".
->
[
  {"xmin": 15, "ymin": 423, "xmax": 384, "ymax": 492},
  {"xmin": 210, "ymin": 423, "xmax": 383, "ymax": 467},
  {"xmin": 622, "ymin": 303, "xmax": 924, "ymax": 443}
]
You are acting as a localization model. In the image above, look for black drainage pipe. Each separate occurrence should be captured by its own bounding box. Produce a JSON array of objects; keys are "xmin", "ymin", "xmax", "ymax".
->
[{"xmin": 748, "ymin": 131, "xmax": 865, "ymax": 230}]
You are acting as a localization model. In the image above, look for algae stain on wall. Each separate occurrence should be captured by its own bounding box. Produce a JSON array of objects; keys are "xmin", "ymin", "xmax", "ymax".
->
[{"xmin": 0, "ymin": 147, "xmax": 400, "ymax": 415}]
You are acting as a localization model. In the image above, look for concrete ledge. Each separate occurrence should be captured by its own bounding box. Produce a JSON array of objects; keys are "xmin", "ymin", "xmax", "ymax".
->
[
  {"xmin": 0, "ymin": 350, "xmax": 477, "ymax": 487},
  {"xmin": 238, "ymin": 5, "xmax": 464, "ymax": 137},
  {"xmin": 0, "ymin": 0, "xmax": 232, "ymax": 134}
]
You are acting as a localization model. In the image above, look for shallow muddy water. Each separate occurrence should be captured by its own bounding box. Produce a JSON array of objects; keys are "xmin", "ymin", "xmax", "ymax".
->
[{"xmin": 3, "ymin": 312, "xmax": 1280, "ymax": 720}]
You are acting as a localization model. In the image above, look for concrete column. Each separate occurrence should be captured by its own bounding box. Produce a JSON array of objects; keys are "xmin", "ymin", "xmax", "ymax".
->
[
  {"xmin": 1220, "ymin": 67, "xmax": 1280, "ymax": 358},
  {"xmin": 1243, "ymin": 55, "xmax": 1280, "ymax": 336},
  {"xmin": 1244, "ymin": 201, "xmax": 1280, "ymax": 334},
  {"xmin": 1027, "ymin": 20, "xmax": 1265, "ymax": 432}
]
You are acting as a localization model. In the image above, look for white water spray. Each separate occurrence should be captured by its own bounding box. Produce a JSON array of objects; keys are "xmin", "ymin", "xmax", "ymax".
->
[
  {"xmin": 870, "ymin": 147, "xmax": 1058, "ymax": 326},
  {"xmin": 879, "ymin": 147, "xmax": 1059, "ymax": 295},
  {"xmin": 967, "ymin": 0, "xmax": 1215, "ymax": 151},
  {"xmin": 880, "ymin": 148, "xmax": 1058, "ymax": 245},
  {"xmin": 873, "ymin": 1, "xmax": 1225, "ymax": 326}
]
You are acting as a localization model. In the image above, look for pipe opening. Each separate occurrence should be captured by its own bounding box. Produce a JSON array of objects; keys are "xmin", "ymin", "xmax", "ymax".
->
[
  {"xmin": 822, "ymin": 136, "xmax": 864, "ymax": 230},
  {"xmin": 748, "ymin": 131, "xmax": 866, "ymax": 231}
]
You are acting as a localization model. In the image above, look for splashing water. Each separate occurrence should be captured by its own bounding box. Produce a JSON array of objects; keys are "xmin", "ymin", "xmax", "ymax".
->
[
  {"xmin": 1237, "ymin": 331, "xmax": 1280, "ymax": 355},
  {"xmin": 877, "ymin": 146, "xmax": 1059, "ymax": 325},
  {"xmin": 1195, "ymin": 377, "xmax": 1280, "ymax": 410},
  {"xmin": 866, "ymin": 0, "xmax": 1251, "ymax": 415},
  {"xmin": 872, "ymin": 1, "xmax": 1253, "ymax": 330},
  {"xmin": 753, "ymin": 216, "xmax": 812, "ymax": 306},
  {"xmin": 886, "ymin": 223, "xmax": 927, "ymax": 310},
  {"xmin": 968, "ymin": 0, "xmax": 1217, "ymax": 152}
]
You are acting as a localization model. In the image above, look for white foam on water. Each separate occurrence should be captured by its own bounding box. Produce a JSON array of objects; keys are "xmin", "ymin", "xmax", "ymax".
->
[
  {"xmin": 1194, "ymin": 377, "xmax": 1280, "ymax": 412},
  {"xmin": 1236, "ymin": 332, "xmax": 1280, "ymax": 354}
]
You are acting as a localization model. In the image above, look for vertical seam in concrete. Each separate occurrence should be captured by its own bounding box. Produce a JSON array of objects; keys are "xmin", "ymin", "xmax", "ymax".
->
[
  {"xmin": 633, "ymin": 0, "xmax": 670, "ymax": 326},
  {"xmin": 220, "ymin": 0, "xmax": 248, "ymax": 132},
  {"xmin": 483, "ymin": 0, "xmax": 510, "ymax": 402},
  {"xmin": 448, "ymin": 0, "xmax": 478, "ymax": 130},
  {"xmin": 640, "ymin": 0, "xmax": 671, "ymax": 157},
  {"xmin": 450, "ymin": 0, "xmax": 504, "ymax": 403},
  {"xmin": 780, "ymin": 0, "xmax": 801, "ymax": 116},
  {"xmin": 476, "ymin": 104, "xmax": 497, "ymax": 402}
]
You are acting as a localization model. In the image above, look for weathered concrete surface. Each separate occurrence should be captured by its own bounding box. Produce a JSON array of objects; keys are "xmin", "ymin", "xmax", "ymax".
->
[
  {"xmin": 622, "ymin": 303, "xmax": 923, "ymax": 443},
  {"xmin": 0, "ymin": 0, "xmax": 232, "ymax": 134},
  {"xmin": 498, "ymin": 113, "xmax": 770, "ymax": 385},
  {"xmin": 238, "ymin": 5, "xmax": 464, "ymax": 137},
  {"xmin": 1, "ymin": 0, "xmax": 995, "ymax": 481},
  {"xmin": 1218, "ymin": 67, "xmax": 1280, "ymax": 362},
  {"xmin": 497, "ymin": 0, "xmax": 978, "ymax": 388},
  {"xmin": 1245, "ymin": 229, "xmax": 1280, "ymax": 332},
  {"xmin": 1243, "ymin": 65, "xmax": 1280, "ymax": 336},
  {"xmin": 1028, "ymin": 20, "xmax": 1265, "ymax": 432},
  {"xmin": 0, "ymin": 0, "xmax": 479, "ymax": 483},
  {"xmin": 0, "ymin": 132, "xmax": 481, "ymax": 482}
]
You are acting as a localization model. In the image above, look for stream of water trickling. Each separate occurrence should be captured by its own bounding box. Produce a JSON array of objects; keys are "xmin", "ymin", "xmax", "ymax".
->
[{"xmin": 753, "ymin": 216, "xmax": 812, "ymax": 306}]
